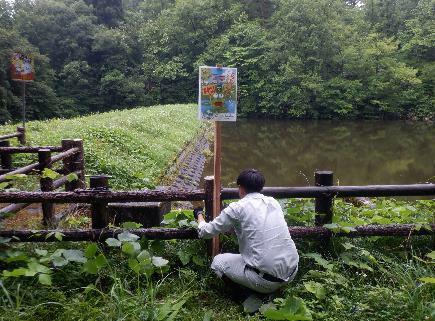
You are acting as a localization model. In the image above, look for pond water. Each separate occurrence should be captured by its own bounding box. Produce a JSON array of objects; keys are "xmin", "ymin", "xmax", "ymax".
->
[{"xmin": 203, "ymin": 120, "xmax": 435, "ymax": 188}]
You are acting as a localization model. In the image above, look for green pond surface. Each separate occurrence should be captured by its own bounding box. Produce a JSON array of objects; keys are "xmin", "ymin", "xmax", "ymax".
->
[{"xmin": 204, "ymin": 120, "xmax": 435, "ymax": 188}]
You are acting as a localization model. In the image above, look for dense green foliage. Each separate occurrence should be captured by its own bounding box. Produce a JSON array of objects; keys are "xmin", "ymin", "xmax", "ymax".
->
[
  {"xmin": 0, "ymin": 199, "xmax": 434, "ymax": 320},
  {"xmin": 0, "ymin": 104, "xmax": 201, "ymax": 189},
  {"xmin": 0, "ymin": 0, "xmax": 433, "ymax": 122}
]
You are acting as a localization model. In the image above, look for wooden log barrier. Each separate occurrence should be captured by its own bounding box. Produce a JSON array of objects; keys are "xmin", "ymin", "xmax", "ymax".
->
[
  {"xmin": 0, "ymin": 132, "xmax": 20, "ymax": 141},
  {"xmin": 38, "ymin": 149, "xmax": 54, "ymax": 225},
  {"xmin": 0, "ymin": 224, "xmax": 433, "ymax": 242},
  {"xmin": 221, "ymin": 184, "xmax": 435, "ymax": 199},
  {"xmin": 0, "ymin": 170, "xmax": 83, "ymax": 217},
  {"xmin": 0, "ymin": 147, "xmax": 79, "ymax": 184},
  {"xmin": 0, "ymin": 189, "xmax": 208, "ymax": 203},
  {"xmin": 90, "ymin": 175, "xmax": 110, "ymax": 229},
  {"xmin": 0, "ymin": 140, "xmax": 12, "ymax": 170},
  {"xmin": 0, "ymin": 146, "xmax": 64, "ymax": 154},
  {"xmin": 315, "ymin": 171, "xmax": 334, "ymax": 226},
  {"xmin": 17, "ymin": 126, "xmax": 26, "ymax": 145},
  {"xmin": 62, "ymin": 140, "xmax": 84, "ymax": 190}
]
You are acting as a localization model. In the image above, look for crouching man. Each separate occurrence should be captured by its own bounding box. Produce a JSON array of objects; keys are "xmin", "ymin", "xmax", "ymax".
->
[{"xmin": 194, "ymin": 169, "xmax": 299, "ymax": 300}]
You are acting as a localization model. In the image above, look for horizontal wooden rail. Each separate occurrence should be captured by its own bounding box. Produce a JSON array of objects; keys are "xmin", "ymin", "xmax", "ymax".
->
[
  {"xmin": 221, "ymin": 184, "xmax": 435, "ymax": 199},
  {"xmin": 0, "ymin": 189, "xmax": 206, "ymax": 203},
  {"xmin": 49, "ymin": 147, "xmax": 79, "ymax": 164},
  {"xmin": 0, "ymin": 147, "xmax": 79, "ymax": 183},
  {"xmin": 0, "ymin": 224, "xmax": 433, "ymax": 242},
  {"xmin": 0, "ymin": 161, "xmax": 40, "ymax": 183},
  {"xmin": 0, "ymin": 184, "xmax": 433, "ymax": 204},
  {"xmin": 0, "ymin": 132, "xmax": 21, "ymax": 140},
  {"xmin": 0, "ymin": 146, "xmax": 64, "ymax": 154},
  {"xmin": 0, "ymin": 170, "xmax": 82, "ymax": 216},
  {"xmin": 0, "ymin": 127, "xmax": 25, "ymax": 144}
]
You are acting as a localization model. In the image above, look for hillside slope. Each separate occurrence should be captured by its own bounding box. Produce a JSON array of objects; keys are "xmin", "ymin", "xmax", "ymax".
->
[{"xmin": 0, "ymin": 104, "xmax": 201, "ymax": 189}]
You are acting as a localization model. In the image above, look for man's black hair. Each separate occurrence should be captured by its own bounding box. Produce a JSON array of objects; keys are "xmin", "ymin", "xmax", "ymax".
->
[{"xmin": 236, "ymin": 169, "xmax": 265, "ymax": 193}]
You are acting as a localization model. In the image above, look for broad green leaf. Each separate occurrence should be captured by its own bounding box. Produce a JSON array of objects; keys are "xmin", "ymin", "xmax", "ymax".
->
[
  {"xmin": 419, "ymin": 277, "xmax": 435, "ymax": 284},
  {"xmin": 243, "ymin": 295, "xmax": 263, "ymax": 314},
  {"xmin": 105, "ymin": 238, "xmax": 122, "ymax": 247},
  {"xmin": 121, "ymin": 221, "xmax": 143, "ymax": 228},
  {"xmin": 177, "ymin": 250, "xmax": 191, "ymax": 265},
  {"xmin": 82, "ymin": 259, "xmax": 98, "ymax": 274},
  {"xmin": 128, "ymin": 258, "xmax": 141, "ymax": 273},
  {"xmin": 323, "ymin": 223, "xmax": 340, "ymax": 233},
  {"xmin": 66, "ymin": 172, "xmax": 79, "ymax": 182},
  {"xmin": 27, "ymin": 262, "xmax": 51, "ymax": 274},
  {"xmin": 85, "ymin": 243, "xmax": 98, "ymax": 258},
  {"xmin": 122, "ymin": 242, "xmax": 141, "ymax": 256},
  {"xmin": 38, "ymin": 273, "xmax": 52, "ymax": 286},
  {"xmin": 42, "ymin": 168, "xmax": 60, "ymax": 179},
  {"xmin": 303, "ymin": 253, "xmax": 334, "ymax": 270},
  {"xmin": 137, "ymin": 250, "xmax": 151, "ymax": 263},
  {"xmin": 51, "ymin": 255, "xmax": 68, "ymax": 267},
  {"xmin": 340, "ymin": 226, "xmax": 356, "ymax": 233},
  {"xmin": 152, "ymin": 256, "xmax": 169, "ymax": 267},
  {"xmin": 3, "ymin": 268, "xmax": 27, "ymax": 277},
  {"xmin": 0, "ymin": 182, "xmax": 10, "ymax": 189},
  {"xmin": 304, "ymin": 281, "xmax": 326, "ymax": 300},
  {"xmin": 35, "ymin": 249, "xmax": 48, "ymax": 257},
  {"xmin": 260, "ymin": 296, "xmax": 312, "ymax": 320},
  {"xmin": 426, "ymin": 251, "xmax": 435, "ymax": 260},
  {"xmin": 94, "ymin": 254, "xmax": 107, "ymax": 268},
  {"xmin": 54, "ymin": 232, "xmax": 64, "ymax": 241},
  {"xmin": 63, "ymin": 250, "xmax": 87, "ymax": 263},
  {"xmin": 117, "ymin": 231, "xmax": 140, "ymax": 242}
]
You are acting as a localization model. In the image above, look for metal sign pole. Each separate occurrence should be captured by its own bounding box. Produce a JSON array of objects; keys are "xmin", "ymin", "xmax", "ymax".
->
[{"xmin": 22, "ymin": 81, "xmax": 26, "ymax": 128}]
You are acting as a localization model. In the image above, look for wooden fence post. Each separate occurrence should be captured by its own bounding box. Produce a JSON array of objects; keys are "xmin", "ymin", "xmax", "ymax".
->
[
  {"xmin": 38, "ymin": 149, "xmax": 54, "ymax": 225},
  {"xmin": 204, "ymin": 176, "xmax": 214, "ymax": 222},
  {"xmin": 17, "ymin": 127, "xmax": 26, "ymax": 145},
  {"xmin": 62, "ymin": 139, "xmax": 85, "ymax": 190},
  {"xmin": 0, "ymin": 140, "xmax": 12, "ymax": 170},
  {"xmin": 0, "ymin": 140, "xmax": 12, "ymax": 171},
  {"xmin": 314, "ymin": 170, "xmax": 334, "ymax": 226},
  {"xmin": 90, "ymin": 175, "xmax": 110, "ymax": 229},
  {"xmin": 72, "ymin": 139, "xmax": 86, "ymax": 188}
]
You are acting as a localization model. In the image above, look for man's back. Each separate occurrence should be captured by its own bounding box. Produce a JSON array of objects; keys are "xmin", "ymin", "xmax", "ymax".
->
[{"xmin": 198, "ymin": 192, "xmax": 299, "ymax": 281}]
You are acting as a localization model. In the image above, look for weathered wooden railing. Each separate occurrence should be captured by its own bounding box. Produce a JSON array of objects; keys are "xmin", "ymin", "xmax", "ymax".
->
[
  {"xmin": 0, "ymin": 138, "xmax": 85, "ymax": 225},
  {"xmin": 0, "ymin": 172, "xmax": 433, "ymax": 242},
  {"xmin": 0, "ymin": 126, "xmax": 26, "ymax": 145}
]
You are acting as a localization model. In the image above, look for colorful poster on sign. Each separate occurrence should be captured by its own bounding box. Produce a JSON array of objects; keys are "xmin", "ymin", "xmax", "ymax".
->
[
  {"xmin": 198, "ymin": 66, "xmax": 237, "ymax": 121},
  {"xmin": 11, "ymin": 53, "xmax": 34, "ymax": 81}
]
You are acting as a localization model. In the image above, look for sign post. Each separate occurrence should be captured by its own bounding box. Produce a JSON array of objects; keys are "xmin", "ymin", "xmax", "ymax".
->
[
  {"xmin": 11, "ymin": 53, "xmax": 35, "ymax": 128},
  {"xmin": 199, "ymin": 65, "xmax": 237, "ymax": 257}
]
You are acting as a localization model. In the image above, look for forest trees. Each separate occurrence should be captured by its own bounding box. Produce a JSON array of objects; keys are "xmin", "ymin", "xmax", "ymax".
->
[{"xmin": 0, "ymin": 0, "xmax": 433, "ymax": 122}]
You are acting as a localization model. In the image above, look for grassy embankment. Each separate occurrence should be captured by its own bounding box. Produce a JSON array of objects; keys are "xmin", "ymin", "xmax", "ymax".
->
[{"xmin": 0, "ymin": 104, "xmax": 201, "ymax": 190}]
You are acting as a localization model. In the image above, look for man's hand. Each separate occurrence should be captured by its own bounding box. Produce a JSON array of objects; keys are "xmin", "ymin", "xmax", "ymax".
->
[{"xmin": 193, "ymin": 207, "xmax": 204, "ymax": 221}]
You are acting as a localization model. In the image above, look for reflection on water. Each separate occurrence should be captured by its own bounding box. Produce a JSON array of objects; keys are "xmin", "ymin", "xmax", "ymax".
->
[{"xmin": 204, "ymin": 120, "xmax": 435, "ymax": 187}]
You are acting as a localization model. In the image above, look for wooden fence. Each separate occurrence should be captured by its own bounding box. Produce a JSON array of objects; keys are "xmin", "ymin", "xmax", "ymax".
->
[
  {"xmin": 0, "ymin": 134, "xmax": 85, "ymax": 225},
  {"xmin": 0, "ymin": 170, "xmax": 433, "ymax": 243}
]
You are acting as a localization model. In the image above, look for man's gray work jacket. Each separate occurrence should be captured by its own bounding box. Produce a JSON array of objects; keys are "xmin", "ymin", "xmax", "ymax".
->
[{"xmin": 198, "ymin": 192, "xmax": 299, "ymax": 281}]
